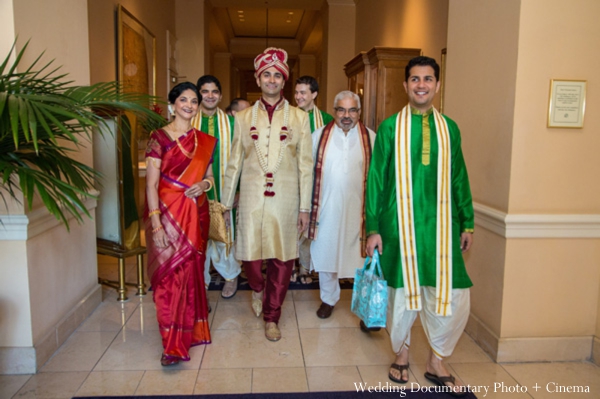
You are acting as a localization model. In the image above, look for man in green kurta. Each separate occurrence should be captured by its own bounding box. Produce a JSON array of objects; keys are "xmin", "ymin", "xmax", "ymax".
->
[
  {"xmin": 191, "ymin": 75, "xmax": 241, "ymax": 299},
  {"xmin": 294, "ymin": 75, "xmax": 333, "ymax": 132},
  {"xmin": 365, "ymin": 56, "xmax": 474, "ymax": 396},
  {"xmin": 293, "ymin": 75, "xmax": 333, "ymax": 284}
]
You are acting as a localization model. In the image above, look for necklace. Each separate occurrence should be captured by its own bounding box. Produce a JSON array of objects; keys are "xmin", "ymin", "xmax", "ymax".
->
[
  {"xmin": 169, "ymin": 126, "xmax": 197, "ymax": 159},
  {"xmin": 249, "ymin": 100, "xmax": 290, "ymax": 197}
]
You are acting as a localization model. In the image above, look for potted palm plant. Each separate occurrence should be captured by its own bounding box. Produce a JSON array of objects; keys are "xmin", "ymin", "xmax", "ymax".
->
[{"xmin": 0, "ymin": 40, "xmax": 165, "ymax": 228}]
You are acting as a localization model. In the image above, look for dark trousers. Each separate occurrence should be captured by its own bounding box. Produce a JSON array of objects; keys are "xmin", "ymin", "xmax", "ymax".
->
[{"xmin": 243, "ymin": 258, "xmax": 295, "ymax": 323}]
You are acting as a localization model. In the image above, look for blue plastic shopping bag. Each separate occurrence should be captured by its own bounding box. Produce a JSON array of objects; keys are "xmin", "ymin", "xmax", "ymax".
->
[{"xmin": 351, "ymin": 249, "xmax": 387, "ymax": 328}]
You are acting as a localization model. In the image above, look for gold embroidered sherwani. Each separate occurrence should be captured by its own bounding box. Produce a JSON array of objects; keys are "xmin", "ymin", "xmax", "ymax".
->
[{"xmin": 221, "ymin": 100, "xmax": 313, "ymax": 262}]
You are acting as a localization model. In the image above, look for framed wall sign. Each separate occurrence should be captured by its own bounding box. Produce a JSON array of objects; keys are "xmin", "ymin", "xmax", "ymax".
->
[{"xmin": 547, "ymin": 79, "xmax": 586, "ymax": 128}]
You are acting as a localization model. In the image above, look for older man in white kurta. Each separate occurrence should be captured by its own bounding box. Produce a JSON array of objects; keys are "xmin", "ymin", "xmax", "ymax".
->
[{"xmin": 308, "ymin": 91, "xmax": 375, "ymax": 319}]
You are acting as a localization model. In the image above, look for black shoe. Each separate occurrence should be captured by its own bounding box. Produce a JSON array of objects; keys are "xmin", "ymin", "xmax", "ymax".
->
[
  {"xmin": 316, "ymin": 302, "xmax": 334, "ymax": 319},
  {"xmin": 359, "ymin": 320, "xmax": 381, "ymax": 333}
]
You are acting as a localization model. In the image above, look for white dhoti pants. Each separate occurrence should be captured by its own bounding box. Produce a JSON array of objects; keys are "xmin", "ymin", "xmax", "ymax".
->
[
  {"xmin": 387, "ymin": 286, "xmax": 470, "ymax": 358},
  {"xmin": 318, "ymin": 271, "xmax": 340, "ymax": 306},
  {"xmin": 203, "ymin": 239, "xmax": 241, "ymax": 287}
]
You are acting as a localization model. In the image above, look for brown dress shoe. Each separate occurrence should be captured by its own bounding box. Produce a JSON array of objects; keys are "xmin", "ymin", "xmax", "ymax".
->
[
  {"xmin": 265, "ymin": 322, "xmax": 281, "ymax": 341},
  {"xmin": 316, "ymin": 302, "xmax": 334, "ymax": 319}
]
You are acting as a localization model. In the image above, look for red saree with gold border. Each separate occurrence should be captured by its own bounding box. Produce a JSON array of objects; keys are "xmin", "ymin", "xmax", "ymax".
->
[{"xmin": 145, "ymin": 127, "xmax": 217, "ymax": 360}]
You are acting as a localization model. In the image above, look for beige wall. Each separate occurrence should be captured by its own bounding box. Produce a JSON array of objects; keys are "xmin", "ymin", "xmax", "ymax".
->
[
  {"xmin": 14, "ymin": 1, "xmax": 90, "ymax": 85},
  {"xmin": 504, "ymin": 0, "xmax": 600, "ymax": 346},
  {"xmin": 354, "ymin": 0, "xmax": 448, "ymax": 59},
  {"xmin": 448, "ymin": 0, "xmax": 600, "ymax": 361},
  {"xmin": 503, "ymin": 239, "xmax": 600, "ymax": 337},
  {"xmin": 597, "ymin": 277, "xmax": 600, "ymax": 340},
  {"xmin": 0, "ymin": 241, "xmax": 31, "ymax": 346},
  {"xmin": 509, "ymin": 0, "xmax": 600, "ymax": 214},
  {"xmin": 446, "ymin": 0, "xmax": 521, "ymax": 342},
  {"xmin": 322, "ymin": 1, "xmax": 356, "ymax": 115},
  {"xmin": 175, "ymin": 0, "xmax": 206, "ymax": 86},
  {"xmin": 446, "ymin": 0, "xmax": 519, "ymax": 212},
  {"xmin": 1, "ymin": 0, "xmax": 98, "ymax": 356},
  {"xmin": 0, "ymin": 0, "xmax": 15, "ymax": 61},
  {"xmin": 88, "ymin": 0, "xmax": 176, "ymax": 105},
  {"xmin": 354, "ymin": 0, "xmax": 448, "ymax": 112},
  {"xmin": 213, "ymin": 53, "xmax": 232, "ymax": 107}
]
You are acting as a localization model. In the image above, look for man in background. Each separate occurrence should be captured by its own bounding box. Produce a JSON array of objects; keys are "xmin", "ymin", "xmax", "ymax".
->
[
  {"xmin": 191, "ymin": 75, "xmax": 241, "ymax": 299},
  {"xmin": 226, "ymin": 97, "xmax": 250, "ymax": 117},
  {"xmin": 293, "ymin": 75, "xmax": 334, "ymax": 284}
]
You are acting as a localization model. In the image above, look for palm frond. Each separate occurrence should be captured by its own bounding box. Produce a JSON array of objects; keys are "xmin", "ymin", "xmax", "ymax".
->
[{"xmin": 1, "ymin": 40, "xmax": 166, "ymax": 229}]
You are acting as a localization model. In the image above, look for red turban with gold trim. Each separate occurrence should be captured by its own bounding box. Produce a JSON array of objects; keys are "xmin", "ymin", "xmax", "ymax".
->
[{"xmin": 254, "ymin": 47, "xmax": 289, "ymax": 81}]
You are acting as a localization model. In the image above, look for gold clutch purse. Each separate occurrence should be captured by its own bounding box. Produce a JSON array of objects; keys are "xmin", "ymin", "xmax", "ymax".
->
[{"xmin": 208, "ymin": 200, "xmax": 232, "ymax": 254}]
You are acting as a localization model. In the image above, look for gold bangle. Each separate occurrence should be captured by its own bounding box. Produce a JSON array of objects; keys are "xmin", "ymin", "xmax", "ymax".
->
[
  {"xmin": 202, "ymin": 179, "xmax": 213, "ymax": 192},
  {"xmin": 152, "ymin": 225, "xmax": 164, "ymax": 233},
  {"xmin": 148, "ymin": 209, "xmax": 161, "ymax": 217}
]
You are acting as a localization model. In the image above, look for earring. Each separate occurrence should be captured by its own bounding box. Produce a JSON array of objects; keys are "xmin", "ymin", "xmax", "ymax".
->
[{"xmin": 168, "ymin": 104, "xmax": 175, "ymax": 116}]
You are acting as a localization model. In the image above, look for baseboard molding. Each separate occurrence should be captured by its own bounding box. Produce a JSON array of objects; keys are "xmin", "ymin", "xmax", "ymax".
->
[
  {"xmin": 0, "ymin": 284, "xmax": 102, "ymax": 374},
  {"xmin": 593, "ymin": 336, "xmax": 600, "ymax": 366},
  {"xmin": 465, "ymin": 313, "xmax": 593, "ymax": 363},
  {"xmin": 474, "ymin": 202, "xmax": 600, "ymax": 238},
  {"xmin": 0, "ymin": 193, "xmax": 98, "ymax": 240},
  {"xmin": 465, "ymin": 314, "xmax": 499, "ymax": 360}
]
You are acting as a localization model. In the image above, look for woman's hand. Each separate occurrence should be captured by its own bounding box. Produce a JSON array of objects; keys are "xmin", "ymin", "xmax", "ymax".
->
[
  {"xmin": 185, "ymin": 180, "xmax": 210, "ymax": 198},
  {"xmin": 153, "ymin": 227, "xmax": 170, "ymax": 248}
]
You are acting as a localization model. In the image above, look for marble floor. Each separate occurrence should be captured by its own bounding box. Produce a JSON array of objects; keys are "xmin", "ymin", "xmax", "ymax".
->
[{"xmin": 2, "ymin": 257, "xmax": 600, "ymax": 399}]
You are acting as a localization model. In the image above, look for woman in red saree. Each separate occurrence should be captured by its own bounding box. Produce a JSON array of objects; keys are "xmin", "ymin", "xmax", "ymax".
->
[{"xmin": 145, "ymin": 82, "xmax": 217, "ymax": 366}]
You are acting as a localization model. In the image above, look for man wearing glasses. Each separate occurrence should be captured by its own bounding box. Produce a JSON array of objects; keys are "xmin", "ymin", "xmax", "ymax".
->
[{"xmin": 308, "ymin": 90, "xmax": 375, "ymax": 319}]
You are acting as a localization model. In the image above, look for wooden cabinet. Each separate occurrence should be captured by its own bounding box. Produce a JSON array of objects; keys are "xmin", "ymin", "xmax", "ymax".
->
[{"xmin": 345, "ymin": 47, "xmax": 421, "ymax": 131}]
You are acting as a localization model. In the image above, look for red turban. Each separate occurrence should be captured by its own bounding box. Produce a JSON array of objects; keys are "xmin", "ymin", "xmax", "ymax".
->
[{"xmin": 254, "ymin": 47, "xmax": 289, "ymax": 81}]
